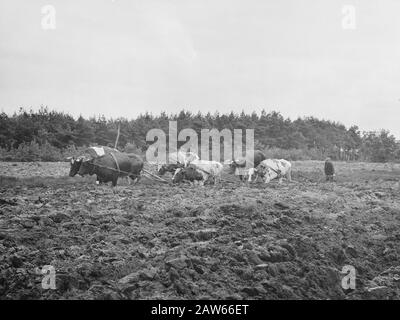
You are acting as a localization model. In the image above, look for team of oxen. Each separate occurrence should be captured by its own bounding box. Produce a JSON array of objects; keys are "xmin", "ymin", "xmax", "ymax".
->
[{"xmin": 68, "ymin": 146, "xmax": 292, "ymax": 186}]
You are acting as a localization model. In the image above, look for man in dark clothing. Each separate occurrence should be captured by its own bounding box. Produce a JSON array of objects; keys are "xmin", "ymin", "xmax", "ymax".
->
[{"xmin": 324, "ymin": 157, "xmax": 335, "ymax": 182}]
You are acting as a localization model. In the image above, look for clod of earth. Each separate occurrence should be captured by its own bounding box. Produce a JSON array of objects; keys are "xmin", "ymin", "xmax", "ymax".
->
[{"xmin": 0, "ymin": 161, "xmax": 400, "ymax": 299}]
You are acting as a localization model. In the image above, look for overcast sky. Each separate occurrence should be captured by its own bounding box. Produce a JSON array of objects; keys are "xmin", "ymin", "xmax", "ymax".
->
[{"xmin": 0, "ymin": 0, "xmax": 399, "ymax": 137}]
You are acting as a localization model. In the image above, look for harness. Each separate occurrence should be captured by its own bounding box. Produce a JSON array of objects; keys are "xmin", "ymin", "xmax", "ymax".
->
[
  {"xmin": 87, "ymin": 153, "xmax": 131, "ymax": 176},
  {"xmin": 265, "ymin": 165, "xmax": 282, "ymax": 177},
  {"xmin": 110, "ymin": 152, "xmax": 121, "ymax": 174},
  {"xmin": 89, "ymin": 161, "xmax": 132, "ymax": 176},
  {"xmin": 259, "ymin": 161, "xmax": 282, "ymax": 179}
]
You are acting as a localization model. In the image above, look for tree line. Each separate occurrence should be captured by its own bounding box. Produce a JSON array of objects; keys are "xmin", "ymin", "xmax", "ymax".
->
[{"xmin": 0, "ymin": 106, "xmax": 399, "ymax": 162}]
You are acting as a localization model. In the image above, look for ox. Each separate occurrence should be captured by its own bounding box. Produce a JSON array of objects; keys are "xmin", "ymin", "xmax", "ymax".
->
[
  {"xmin": 180, "ymin": 159, "xmax": 224, "ymax": 184},
  {"xmin": 78, "ymin": 152, "xmax": 143, "ymax": 186},
  {"xmin": 68, "ymin": 146, "xmax": 120, "ymax": 181},
  {"xmin": 248, "ymin": 159, "xmax": 292, "ymax": 184},
  {"xmin": 228, "ymin": 150, "xmax": 266, "ymax": 180},
  {"xmin": 172, "ymin": 166, "xmax": 204, "ymax": 185}
]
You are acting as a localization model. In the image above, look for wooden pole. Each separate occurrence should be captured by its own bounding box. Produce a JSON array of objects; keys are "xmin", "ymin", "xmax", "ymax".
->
[{"xmin": 114, "ymin": 123, "xmax": 121, "ymax": 149}]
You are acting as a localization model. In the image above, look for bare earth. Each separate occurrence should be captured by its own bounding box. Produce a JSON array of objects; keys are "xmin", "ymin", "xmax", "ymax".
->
[{"xmin": 0, "ymin": 161, "xmax": 399, "ymax": 299}]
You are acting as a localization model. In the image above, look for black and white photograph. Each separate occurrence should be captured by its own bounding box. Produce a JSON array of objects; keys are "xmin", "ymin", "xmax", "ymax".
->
[{"xmin": 0, "ymin": 0, "xmax": 400, "ymax": 307}]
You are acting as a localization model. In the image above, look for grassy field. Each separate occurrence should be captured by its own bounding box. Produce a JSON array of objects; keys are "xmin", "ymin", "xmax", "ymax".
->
[{"xmin": 0, "ymin": 160, "xmax": 399, "ymax": 299}]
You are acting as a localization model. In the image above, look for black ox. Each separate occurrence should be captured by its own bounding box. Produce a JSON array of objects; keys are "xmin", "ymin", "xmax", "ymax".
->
[
  {"xmin": 172, "ymin": 166, "xmax": 204, "ymax": 184},
  {"xmin": 157, "ymin": 163, "xmax": 184, "ymax": 176},
  {"xmin": 72, "ymin": 153, "xmax": 143, "ymax": 186}
]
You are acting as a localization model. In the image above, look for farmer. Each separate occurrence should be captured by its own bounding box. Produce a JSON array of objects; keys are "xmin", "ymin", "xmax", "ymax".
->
[{"xmin": 324, "ymin": 157, "xmax": 335, "ymax": 182}]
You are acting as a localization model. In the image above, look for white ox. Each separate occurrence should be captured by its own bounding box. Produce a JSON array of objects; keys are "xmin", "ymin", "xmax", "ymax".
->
[
  {"xmin": 248, "ymin": 159, "xmax": 292, "ymax": 183},
  {"xmin": 173, "ymin": 159, "xmax": 224, "ymax": 184}
]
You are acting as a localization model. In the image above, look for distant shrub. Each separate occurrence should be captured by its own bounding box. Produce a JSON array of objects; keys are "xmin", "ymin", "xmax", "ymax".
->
[
  {"xmin": 0, "ymin": 141, "xmax": 88, "ymax": 162},
  {"xmin": 262, "ymin": 147, "xmax": 325, "ymax": 161}
]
